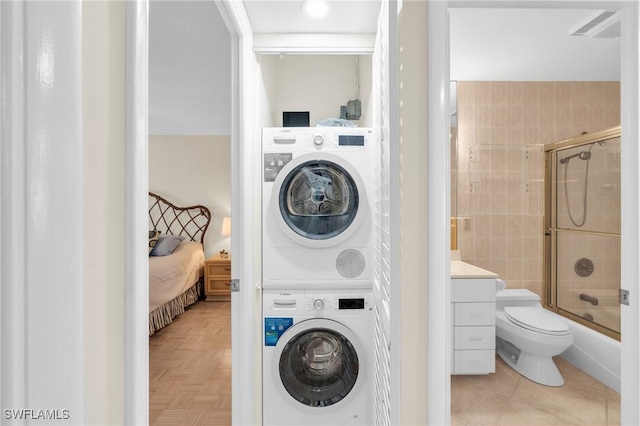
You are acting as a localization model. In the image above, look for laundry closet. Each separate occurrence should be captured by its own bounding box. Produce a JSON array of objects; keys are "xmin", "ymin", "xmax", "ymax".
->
[
  {"xmin": 221, "ymin": 0, "xmax": 429, "ymax": 423},
  {"xmin": 248, "ymin": 18, "xmax": 397, "ymax": 422}
]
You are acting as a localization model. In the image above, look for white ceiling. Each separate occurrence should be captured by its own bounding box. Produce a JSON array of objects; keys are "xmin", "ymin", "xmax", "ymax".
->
[
  {"xmin": 243, "ymin": 0, "xmax": 380, "ymax": 34},
  {"xmin": 149, "ymin": 3, "xmax": 621, "ymax": 135},
  {"xmin": 450, "ymin": 8, "xmax": 620, "ymax": 81}
]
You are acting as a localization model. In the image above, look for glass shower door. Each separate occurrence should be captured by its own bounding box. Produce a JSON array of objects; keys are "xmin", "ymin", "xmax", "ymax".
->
[{"xmin": 546, "ymin": 130, "xmax": 621, "ymax": 338}]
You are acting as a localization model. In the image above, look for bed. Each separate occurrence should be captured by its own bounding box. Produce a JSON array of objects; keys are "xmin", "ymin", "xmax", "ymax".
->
[{"xmin": 148, "ymin": 192, "xmax": 212, "ymax": 335}]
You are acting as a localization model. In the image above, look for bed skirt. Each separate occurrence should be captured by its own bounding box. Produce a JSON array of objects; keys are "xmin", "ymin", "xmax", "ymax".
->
[{"xmin": 149, "ymin": 280, "xmax": 203, "ymax": 336}]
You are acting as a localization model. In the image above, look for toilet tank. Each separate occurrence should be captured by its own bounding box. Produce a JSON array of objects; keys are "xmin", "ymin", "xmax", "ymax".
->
[{"xmin": 496, "ymin": 289, "xmax": 541, "ymax": 310}]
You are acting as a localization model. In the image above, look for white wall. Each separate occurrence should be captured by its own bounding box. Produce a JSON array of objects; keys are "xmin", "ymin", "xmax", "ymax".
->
[
  {"xmin": 149, "ymin": 1, "xmax": 231, "ymax": 135},
  {"xmin": 260, "ymin": 54, "xmax": 372, "ymax": 127},
  {"xmin": 257, "ymin": 54, "xmax": 279, "ymax": 127},
  {"xmin": 398, "ymin": 1, "xmax": 430, "ymax": 423},
  {"xmin": 82, "ymin": 2, "xmax": 126, "ymax": 424},
  {"xmin": 359, "ymin": 55, "xmax": 373, "ymax": 127},
  {"xmin": 149, "ymin": 135, "xmax": 231, "ymax": 258}
]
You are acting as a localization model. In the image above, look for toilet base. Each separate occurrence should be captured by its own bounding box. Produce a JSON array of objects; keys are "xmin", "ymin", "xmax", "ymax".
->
[{"xmin": 497, "ymin": 340, "xmax": 565, "ymax": 387}]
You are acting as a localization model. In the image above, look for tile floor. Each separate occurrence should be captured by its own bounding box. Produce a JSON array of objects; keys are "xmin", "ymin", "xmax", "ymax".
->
[
  {"xmin": 452, "ymin": 355, "xmax": 621, "ymax": 426},
  {"xmin": 150, "ymin": 301, "xmax": 621, "ymax": 426}
]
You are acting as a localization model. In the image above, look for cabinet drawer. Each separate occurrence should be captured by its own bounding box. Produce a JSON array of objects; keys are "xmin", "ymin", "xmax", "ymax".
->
[
  {"xmin": 451, "ymin": 278, "xmax": 496, "ymax": 302},
  {"xmin": 207, "ymin": 279, "xmax": 231, "ymax": 293},
  {"xmin": 455, "ymin": 302, "xmax": 495, "ymax": 326},
  {"xmin": 453, "ymin": 350, "xmax": 495, "ymax": 375},
  {"xmin": 454, "ymin": 326, "xmax": 495, "ymax": 350},
  {"xmin": 208, "ymin": 263, "xmax": 231, "ymax": 276}
]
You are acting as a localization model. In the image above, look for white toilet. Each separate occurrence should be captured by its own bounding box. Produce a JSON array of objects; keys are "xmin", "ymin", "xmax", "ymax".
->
[{"xmin": 495, "ymin": 280, "xmax": 574, "ymax": 387}]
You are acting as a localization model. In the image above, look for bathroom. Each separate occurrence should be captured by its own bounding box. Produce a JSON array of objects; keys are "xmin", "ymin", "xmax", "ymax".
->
[{"xmin": 449, "ymin": 7, "xmax": 622, "ymax": 425}]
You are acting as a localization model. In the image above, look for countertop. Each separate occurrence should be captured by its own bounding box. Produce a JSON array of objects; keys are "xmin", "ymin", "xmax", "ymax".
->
[{"xmin": 451, "ymin": 250, "xmax": 499, "ymax": 279}]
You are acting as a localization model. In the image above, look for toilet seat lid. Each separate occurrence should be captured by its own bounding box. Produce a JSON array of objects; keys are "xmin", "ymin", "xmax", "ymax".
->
[{"xmin": 504, "ymin": 307, "xmax": 571, "ymax": 336}]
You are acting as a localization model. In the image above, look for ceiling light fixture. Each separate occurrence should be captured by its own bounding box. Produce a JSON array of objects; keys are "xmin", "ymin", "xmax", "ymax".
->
[{"xmin": 300, "ymin": 0, "xmax": 329, "ymax": 19}]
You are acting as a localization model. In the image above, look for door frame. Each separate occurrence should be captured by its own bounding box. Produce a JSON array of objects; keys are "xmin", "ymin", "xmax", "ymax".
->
[
  {"xmin": 124, "ymin": 0, "xmax": 258, "ymax": 424},
  {"xmin": 124, "ymin": 2, "xmax": 150, "ymax": 423},
  {"xmin": 428, "ymin": 1, "xmax": 640, "ymax": 425},
  {"xmin": 214, "ymin": 1, "xmax": 258, "ymax": 424}
]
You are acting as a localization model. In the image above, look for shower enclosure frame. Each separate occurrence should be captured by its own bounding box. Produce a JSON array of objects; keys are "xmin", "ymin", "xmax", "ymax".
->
[{"xmin": 544, "ymin": 126, "xmax": 621, "ymax": 341}]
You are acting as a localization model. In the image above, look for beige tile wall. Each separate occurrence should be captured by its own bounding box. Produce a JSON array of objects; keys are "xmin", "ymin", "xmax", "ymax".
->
[{"xmin": 456, "ymin": 81, "xmax": 620, "ymax": 299}]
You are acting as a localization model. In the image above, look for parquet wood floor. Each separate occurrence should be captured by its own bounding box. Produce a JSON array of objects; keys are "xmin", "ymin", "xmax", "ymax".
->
[{"xmin": 149, "ymin": 301, "xmax": 231, "ymax": 425}]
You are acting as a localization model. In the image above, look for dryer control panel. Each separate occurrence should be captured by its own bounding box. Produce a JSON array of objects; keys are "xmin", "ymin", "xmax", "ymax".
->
[
  {"xmin": 303, "ymin": 132, "xmax": 368, "ymax": 149},
  {"xmin": 262, "ymin": 127, "xmax": 373, "ymax": 153}
]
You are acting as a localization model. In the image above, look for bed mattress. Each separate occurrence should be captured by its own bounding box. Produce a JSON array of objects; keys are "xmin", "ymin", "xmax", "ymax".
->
[{"xmin": 149, "ymin": 241, "xmax": 205, "ymax": 312}]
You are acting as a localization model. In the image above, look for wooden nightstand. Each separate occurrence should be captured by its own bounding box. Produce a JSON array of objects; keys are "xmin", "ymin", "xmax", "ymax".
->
[{"xmin": 204, "ymin": 254, "xmax": 231, "ymax": 301}]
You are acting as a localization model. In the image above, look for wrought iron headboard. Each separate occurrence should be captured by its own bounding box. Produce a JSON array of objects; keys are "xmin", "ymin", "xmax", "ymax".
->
[{"xmin": 148, "ymin": 192, "xmax": 211, "ymax": 244}]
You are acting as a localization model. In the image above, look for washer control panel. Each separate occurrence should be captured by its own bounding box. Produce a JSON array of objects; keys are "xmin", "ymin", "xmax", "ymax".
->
[
  {"xmin": 304, "ymin": 295, "xmax": 369, "ymax": 312},
  {"xmin": 263, "ymin": 289, "xmax": 372, "ymax": 316}
]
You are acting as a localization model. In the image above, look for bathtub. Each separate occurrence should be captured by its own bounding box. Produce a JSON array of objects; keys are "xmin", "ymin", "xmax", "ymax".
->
[{"xmin": 559, "ymin": 316, "xmax": 621, "ymax": 393}]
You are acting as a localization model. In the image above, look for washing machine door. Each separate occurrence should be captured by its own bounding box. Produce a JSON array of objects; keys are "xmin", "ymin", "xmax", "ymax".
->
[
  {"xmin": 273, "ymin": 319, "xmax": 365, "ymax": 409},
  {"xmin": 273, "ymin": 152, "xmax": 367, "ymax": 248}
]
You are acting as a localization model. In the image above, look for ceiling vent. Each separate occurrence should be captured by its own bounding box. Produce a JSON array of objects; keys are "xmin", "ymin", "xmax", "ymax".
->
[{"xmin": 571, "ymin": 11, "xmax": 621, "ymax": 38}]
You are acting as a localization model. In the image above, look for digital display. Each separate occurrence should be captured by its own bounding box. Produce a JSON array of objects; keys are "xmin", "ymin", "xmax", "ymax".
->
[
  {"xmin": 338, "ymin": 298, "xmax": 365, "ymax": 310},
  {"xmin": 338, "ymin": 135, "xmax": 365, "ymax": 146}
]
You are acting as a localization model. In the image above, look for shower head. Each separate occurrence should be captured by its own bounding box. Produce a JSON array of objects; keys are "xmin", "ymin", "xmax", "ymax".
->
[{"xmin": 560, "ymin": 151, "xmax": 591, "ymax": 164}]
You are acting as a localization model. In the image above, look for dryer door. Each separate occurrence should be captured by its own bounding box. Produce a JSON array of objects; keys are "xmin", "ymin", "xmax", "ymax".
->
[
  {"xmin": 272, "ymin": 152, "xmax": 368, "ymax": 248},
  {"xmin": 273, "ymin": 319, "xmax": 364, "ymax": 408}
]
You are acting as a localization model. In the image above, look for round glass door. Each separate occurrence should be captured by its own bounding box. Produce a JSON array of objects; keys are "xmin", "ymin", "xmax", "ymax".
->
[
  {"xmin": 279, "ymin": 160, "xmax": 359, "ymax": 240},
  {"xmin": 279, "ymin": 328, "xmax": 359, "ymax": 407}
]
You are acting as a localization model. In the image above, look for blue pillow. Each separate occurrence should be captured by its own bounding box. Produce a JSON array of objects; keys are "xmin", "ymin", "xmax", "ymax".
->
[{"xmin": 150, "ymin": 234, "xmax": 185, "ymax": 256}]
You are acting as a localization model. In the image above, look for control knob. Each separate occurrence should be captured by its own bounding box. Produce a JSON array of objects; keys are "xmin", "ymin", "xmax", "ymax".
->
[
  {"xmin": 313, "ymin": 135, "xmax": 324, "ymax": 146},
  {"xmin": 313, "ymin": 299, "xmax": 324, "ymax": 310}
]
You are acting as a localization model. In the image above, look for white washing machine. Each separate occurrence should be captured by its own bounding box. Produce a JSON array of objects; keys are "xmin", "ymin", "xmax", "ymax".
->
[
  {"xmin": 263, "ymin": 288, "xmax": 373, "ymax": 426},
  {"xmin": 262, "ymin": 127, "xmax": 375, "ymax": 289}
]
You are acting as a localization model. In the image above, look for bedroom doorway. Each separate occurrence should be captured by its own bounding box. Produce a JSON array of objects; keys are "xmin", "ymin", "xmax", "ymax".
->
[{"xmin": 147, "ymin": 1, "xmax": 234, "ymax": 424}]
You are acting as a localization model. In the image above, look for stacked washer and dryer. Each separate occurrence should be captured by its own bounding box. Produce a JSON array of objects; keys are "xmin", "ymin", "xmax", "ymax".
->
[{"xmin": 261, "ymin": 127, "xmax": 375, "ymax": 425}]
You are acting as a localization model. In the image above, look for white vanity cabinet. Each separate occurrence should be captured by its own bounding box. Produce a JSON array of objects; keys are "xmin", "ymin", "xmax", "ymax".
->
[{"xmin": 451, "ymin": 276, "xmax": 497, "ymax": 375}]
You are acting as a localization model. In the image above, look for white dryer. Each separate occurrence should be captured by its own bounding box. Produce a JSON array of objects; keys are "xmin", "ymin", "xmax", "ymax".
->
[
  {"xmin": 262, "ymin": 127, "xmax": 375, "ymax": 289},
  {"xmin": 263, "ymin": 288, "xmax": 373, "ymax": 426}
]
